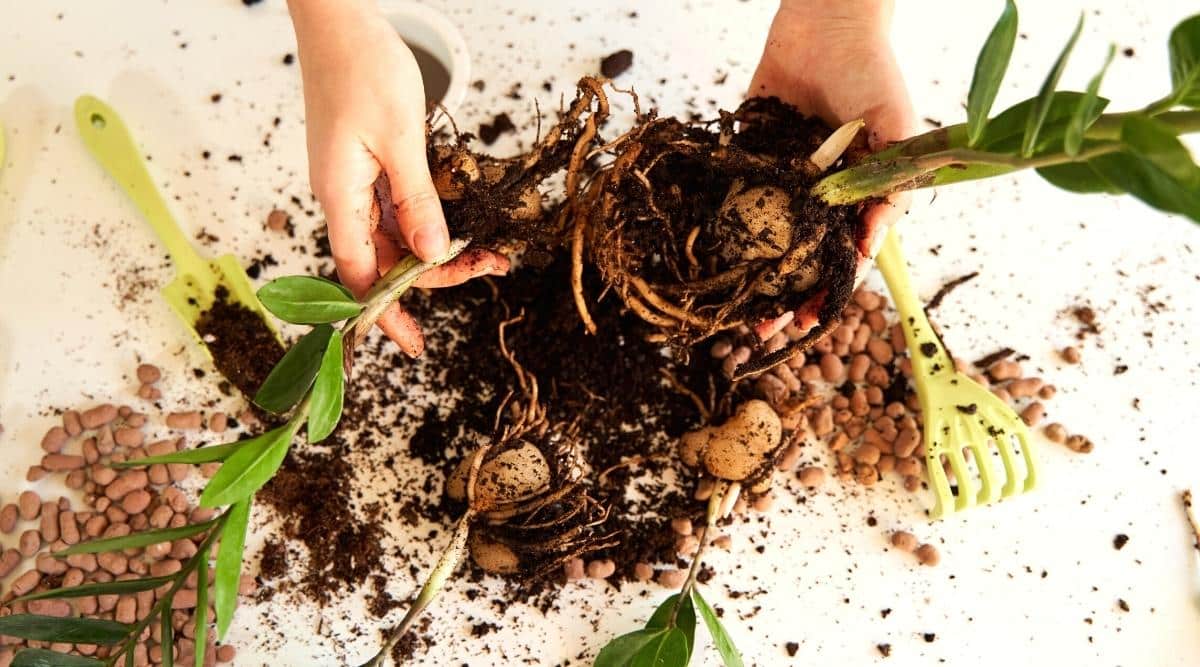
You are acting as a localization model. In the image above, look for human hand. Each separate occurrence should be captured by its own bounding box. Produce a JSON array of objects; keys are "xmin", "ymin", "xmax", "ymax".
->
[
  {"xmin": 289, "ymin": 0, "xmax": 508, "ymax": 357},
  {"xmin": 748, "ymin": 0, "xmax": 914, "ymax": 339}
]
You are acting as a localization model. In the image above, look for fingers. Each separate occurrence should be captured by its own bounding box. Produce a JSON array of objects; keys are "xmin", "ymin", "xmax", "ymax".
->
[
  {"xmin": 313, "ymin": 143, "xmax": 384, "ymax": 299},
  {"xmin": 375, "ymin": 303, "xmax": 425, "ymax": 358},
  {"xmin": 413, "ymin": 250, "xmax": 509, "ymax": 289},
  {"xmin": 379, "ymin": 132, "xmax": 450, "ymax": 263}
]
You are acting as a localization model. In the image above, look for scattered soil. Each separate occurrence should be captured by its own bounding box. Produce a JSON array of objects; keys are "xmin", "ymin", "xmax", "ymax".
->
[
  {"xmin": 195, "ymin": 286, "xmax": 285, "ymax": 398},
  {"xmin": 477, "ymin": 112, "xmax": 516, "ymax": 145},
  {"xmin": 925, "ymin": 271, "xmax": 978, "ymax": 311}
]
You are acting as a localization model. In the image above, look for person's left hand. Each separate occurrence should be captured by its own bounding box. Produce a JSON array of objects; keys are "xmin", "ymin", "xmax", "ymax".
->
[{"xmin": 748, "ymin": 0, "xmax": 915, "ymax": 340}]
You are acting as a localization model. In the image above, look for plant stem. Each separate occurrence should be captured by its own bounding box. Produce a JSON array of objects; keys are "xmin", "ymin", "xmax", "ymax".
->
[
  {"xmin": 668, "ymin": 480, "xmax": 730, "ymax": 626},
  {"xmin": 347, "ymin": 238, "xmax": 471, "ymax": 348},
  {"xmin": 361, "ymin": 511, "xmax": 475, "ymax": 667},
  {"xmin": 105, "ymin": 509, "xmax": 233, "ymax": 666}
]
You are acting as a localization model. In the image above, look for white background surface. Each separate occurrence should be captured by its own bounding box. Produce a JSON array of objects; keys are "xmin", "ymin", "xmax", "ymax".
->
[{"xmin": 1, "ymin": 1, "xmax": 1199, "ymax": 665}]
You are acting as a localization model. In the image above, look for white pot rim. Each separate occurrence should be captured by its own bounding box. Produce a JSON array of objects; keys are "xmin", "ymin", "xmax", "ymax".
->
[{"xmin": 377, "ymin": 0, "xmax": 471, "ymax": 122}]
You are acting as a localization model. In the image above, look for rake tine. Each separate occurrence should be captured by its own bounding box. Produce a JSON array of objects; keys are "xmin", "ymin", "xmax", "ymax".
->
[
  {"xmin": 981, "ymin": 403, "xmax": 1023, "ymax": 497},
  {"xmin": 1013, "ymin": 420, "xmax": 1039, "ymax": 492},
  {"xmin": 924, "ymin": 415, "xmax": 956, "ymax": 519},
  {"xmin": 960, "ymin": 416, "xmax": 999, "ymax": 506},
  {"xmin": 942, "ymin": 423, "xmax": 976, "ymax": 513}
]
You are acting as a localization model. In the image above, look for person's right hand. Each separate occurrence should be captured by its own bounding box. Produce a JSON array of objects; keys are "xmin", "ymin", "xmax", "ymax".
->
[{"xmin": 288, "ymin": 0, "xmax": 508, "ymax": 357}]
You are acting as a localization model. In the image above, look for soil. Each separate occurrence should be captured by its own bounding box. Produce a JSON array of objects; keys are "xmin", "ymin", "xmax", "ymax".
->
[
  {"xmin": 600, "ymin": 49, "xmax": 634, "ymax": 78},
  {"xmin": 195, "ymin": 286, "xmax": 285, "ymax": 398},
  {"xmin": 477, "ymin": 113, "xmax": 516, "ymax": 145}
]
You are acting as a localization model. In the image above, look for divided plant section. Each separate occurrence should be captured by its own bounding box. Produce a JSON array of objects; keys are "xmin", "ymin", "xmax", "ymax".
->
[{"xmin": 2, "ymin": 6, "xmax": 1198, "ymax": 667}]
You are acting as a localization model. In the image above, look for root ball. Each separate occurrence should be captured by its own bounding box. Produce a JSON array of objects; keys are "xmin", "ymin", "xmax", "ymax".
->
[{"xmin": 680, "ymin": 400, "xmax": 782, "ymax": 481}]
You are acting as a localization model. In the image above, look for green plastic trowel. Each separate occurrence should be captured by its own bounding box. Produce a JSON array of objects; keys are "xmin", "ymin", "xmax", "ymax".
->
[{"xmin": 74, "ymin": 94, "xmax": 278, "ymax": 354}]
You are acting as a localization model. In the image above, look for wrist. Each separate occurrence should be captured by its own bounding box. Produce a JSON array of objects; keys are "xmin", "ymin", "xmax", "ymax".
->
[{"xmin": 777, "ymin": 0, "xmax": 892, "ymax": 36}]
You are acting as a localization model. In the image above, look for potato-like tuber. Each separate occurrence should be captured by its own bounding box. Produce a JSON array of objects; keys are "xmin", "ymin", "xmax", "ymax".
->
[
  {"xmin": 468, "ymin": 532, "xmax": 521, "ymax": 574},
  {"xmin": 679, "ymin": 400, "xmax": 782, "ymax": 481},
  {"xmin": 716, "ymin": 182, "xmax": 793, "ymax": 264},
  {"xmin": 446, "ymin": 441, "xmax": 551, "ymax": 511}
]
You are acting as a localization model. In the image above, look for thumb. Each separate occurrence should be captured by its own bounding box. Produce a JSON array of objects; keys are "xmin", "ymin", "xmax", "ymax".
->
[{"xmin": 379, "ymin": 133, "xmax": 449, "ymax": 262}]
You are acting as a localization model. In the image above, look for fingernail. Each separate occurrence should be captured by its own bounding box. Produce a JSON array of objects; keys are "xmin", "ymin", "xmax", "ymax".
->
[{"xmin": 412, "ymin": 225, "xmax": 450, "ymax": 262}]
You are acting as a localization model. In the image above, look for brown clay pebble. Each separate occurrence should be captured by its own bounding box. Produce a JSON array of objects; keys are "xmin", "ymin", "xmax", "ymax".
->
[
  {"xmin": 166, "ymin": 411, "xmax": 204, "ymax": 430},
  {"xmin": 121, "ymin": 490, "xmax": 152, "ymax": 514},
  {"xmin": 208, "ymin": 412, "xmax": 228, "ymax": 432},
  {"xmin": 657, "ymin": 569, "xmax": 687, "ymax": 588},
  {"xmin": 40, "ymin": 426, "xmax": 69, "ymax": 453},
  {"xmin": 40, "ymin": 502, "xmax": 59, "ymax": 542},
  {"xmin": 867, "ymin": 337, "xmax": 894, "ymax": 364},
  {"xmin": 633, "ymin": 562, "xmax": 654, "ymax": 582},
  {"xmin": 1065, "ymin": 434, "xmax": 1094, "ymax": 453},
  {"xmin": 42, "ymin": 453, "xmax": 86, "ymax": 471},
  {"xmin": 1038, "ymin": 384, "xmax": 1057, "ymax": 400},
  {"xmin": 1043, "ymin": 423, "xmax": 1067, "ymax": 443},
  {"xmin": 988, "ymin": 360, "xmax": 1022, "ymax": 381},
  {"xmin": 59, "ymin": 511, "xmax": 80, "ymax": 545},
  {"xmin": 1020, "ymin": 402, "xmax": 1045, "ymax": 426},
  {"xmin": 0, "ymin": 547, "xmax": 20, "ymax": 577},
  {"xmin": 1060, "ymin": 346, "xmax": 1081, "ymax": 364},
  {"xmin": 114, "ymin": 427, "xmax": 143, "ymax": 448},
  {"xmin": 1007, "ymin": 377, "xmax": 1043, "ymax": 399},
  {"xmin": 136, "ymin": 363, "xmax": 162, "ymax": 384},
  {"xmin": 0, "ymin": 504, "xmax": 17, "ymax": 533},
  {"xmin": 916, "ymin": 543, "xmax": 940, "ymax": 566},
  {"xmin": 18, "ymin": 490, "xmax": 40, "ymax": 520},
  {"xmin": 586, "ymin": 559, "xmax": 617, "ymax": 579},
  {"xmin": 891, "ymin": 531, "xmax": 918, "ymax": 551},
  {"xmin": 798, "ymin": 466, "xmax": 825, "ymax": 487},
  {"xmin": 11, "ymin": 569, "xmax": 42, "ymax": 596},
  {"xmin": 63, "ymin": 409, "xmax": 83, "ymax": 436},
  {"xmin": 80, "ymin": 404, "xmax": 118, "ymax": 429},
  {"xmin": 853, "ymin": 444, "xmax": 881, "ymax": 465},
  {"xmin": 820, "ymin": 353, "xmax": 845, "ymax": 382},
  {"xmin": 216, "ymin": 645, "xmax": 237, "ymax": 663},
  {"xmin": 19, "ymin": 529, "xmax": 41, "ymax": 556}
]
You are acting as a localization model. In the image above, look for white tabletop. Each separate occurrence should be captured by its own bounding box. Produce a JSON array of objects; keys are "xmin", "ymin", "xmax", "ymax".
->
[{"xmin": 1, "ymin": 1, "xmax": 1198, "ymax": 665}]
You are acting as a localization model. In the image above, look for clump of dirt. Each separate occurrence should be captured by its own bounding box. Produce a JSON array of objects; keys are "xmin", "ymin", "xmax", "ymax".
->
[{"xmin": 196, "ymin": 286, "xmax": 285, "ymax": 397}]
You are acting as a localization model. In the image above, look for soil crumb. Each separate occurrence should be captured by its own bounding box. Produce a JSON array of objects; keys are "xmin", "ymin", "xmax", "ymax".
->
[
  {"xmin": 195, "ymin": 286, "xmax": 285, "ymax": 398},
  {"xmin": 600, "ymin": 49, "xmax": 634, "ymax": 78}
]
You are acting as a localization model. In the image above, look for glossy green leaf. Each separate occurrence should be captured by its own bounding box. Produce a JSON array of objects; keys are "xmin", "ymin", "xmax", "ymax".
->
[
  {"xmin": 112, "ymin": 440, "xmax": 246, "ymax": 468},
  {"xmin": 199, "ymin": 422, "xmax": 298, "ymax": 508},
  {"xmin": 595, "ymin": 629, "xmax": 666, "ymax": 667},
  {"xmin": 195, "ymin": 557, "xmax": 209, "ymax": 667},
  {"xmin": 1037, "ymin": 162, "xmax": 1122, "ymax": 193},
  {"xmin": 55, "ymin": 519, "xmax": 217, "ymax": 557},
  {"xmin": 215, "ymin": 499, "xmax": 252, "ymax": 641},
  {"xmin": 307, "ymin": 329, "xmax": 345, "ymax": 443},
  {"xmin": 12, "ymin": 575, "xmax": 176, "ymax": 602},
  {"xmin": 162, "ymin": 607, "xmax": 175, "ymax": 667},
  {"xmin": 630, "ymin": 628, "xmax": 689, "ymax": 667},
  {"xmin": 967, "ymin": 0, "xmax": 1019, "ymax": 146},
  {"xmin": 0, "ymin": 615, "xmax": 130, "ymax": 644},
  {"xmin": 646, "ymin": 594, "xmax": 696, "ymax": 661},
  {"xmin": 1065, "ymin": 45, "xmax": 1116, "ymax": 155},
  {"xmin": 257, "ymin": 276, "xmax": 362, "ymax": 324},
  {"xmin": 692, "ymin": 589, "xmax": 743, "ymax": 667},
  {"xmin": 1023, "ymin": 14, "xmax": 1085, "ymax": 156},
  {"xmin": 1089, "ymin": 116, "xmax": 1200, "ymax": 221},
  {"xmin": 984, "ymin": 92, "xmax": 1108, "ymax": 152},
  {"xmin": 12, "ymin": 649, "xmax": 105, "ymax": 667},
  {"xmin": 254, "ymin": 324, "xmax": 334, "ymax": 414},
  {"xmin": 1168, "ymin": 14, "xmax": 1200, "ymax": 107}
]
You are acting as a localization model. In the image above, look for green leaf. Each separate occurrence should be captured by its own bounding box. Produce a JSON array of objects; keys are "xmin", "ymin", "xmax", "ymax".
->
[
  {"xmin": 692, "ymin": 589, "xmax": 743, "ymax": 667},
  {"xmin": 257, "ymin": 276, "xmax": 362, "ymax": 324},
  {"xmin": 1037, "ymin": 161, "xmax": 1122, "ymax": 193},
  {"xmin": 195, "ymin": 559, "xmax": 209, "ymax": 667},
  {"xmin": 12, "ymin": 575, "xmax": 176, "ymax": 602},
  {"xmin": 254, "ymin": 324, "xmax": 335, "ymax": 414},
  {"xmin": 215, "ymin": 499, "xmax": 252, "ymax": 641},
  {"xmin": 1023, "ymin": 14, "xmax": 1085, "ymax": 156},
  {"xmin": 112, "ymin": 440, "xmax": 246, "ymax": 468},
  {"xmin": 12, "ymin": 649, "xmax": 106, "ymax": 667},
  {"xmin": 966, "ymin": 0, "xmax": 1019, "ymax": 146},
  {"xmin": 646, "ymin": 594, "xmax": 696, "ymax": 661},
  {"xmin": 55, "ymin": 520, "xmax": 217, "ymax": 557},
  {"xmin": 1065, "ymin": 45, "xmax": 1116, "ymax": 155},
  {"xmin": 983, "ymin": 92, "xmax": 1109, "ymax": 153},
  {"xmin": 307, "ymin": 329, "xmax": 345, "ymax": 443},
  {"xmin": 0, "ymin": 615, "xmax": 130, "ymax": 644},
  {"xmin": 199, "ymin": 422, "xmax": 298, "ymax": 508},
  {"xmin": 162, "ymin": 607, "xmax": 175, "ymax": 667},
  {"xmin": 595, "ymin": 629, "xmax": 669, "ymax": 667},
  {"xmin": 630, "ymin": 629, "xmax": 689, "ymax": 667},
  {"xmin": 1089, "ymin": 116, "xmax": 1200, "ymax": 221},
  {"xmin": 1168, "ymin": 14, "xmax": 1200, "ymax": 107}
]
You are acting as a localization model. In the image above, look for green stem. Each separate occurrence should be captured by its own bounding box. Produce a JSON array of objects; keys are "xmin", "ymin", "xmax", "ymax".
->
[
  {"xmin": 667, "ymin": 480, "xmax": 731, "ymax": 627},
  {"xmin": 347, "ymin": 238, "xmax": 472, "ymax": 347},
  {"xmin": 105, "ymin": 510, "xmax": 233, "ymax": 666},
  {"xmin": 360, "ymin": 511, "xmax": 475, "ymax": 667}
]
